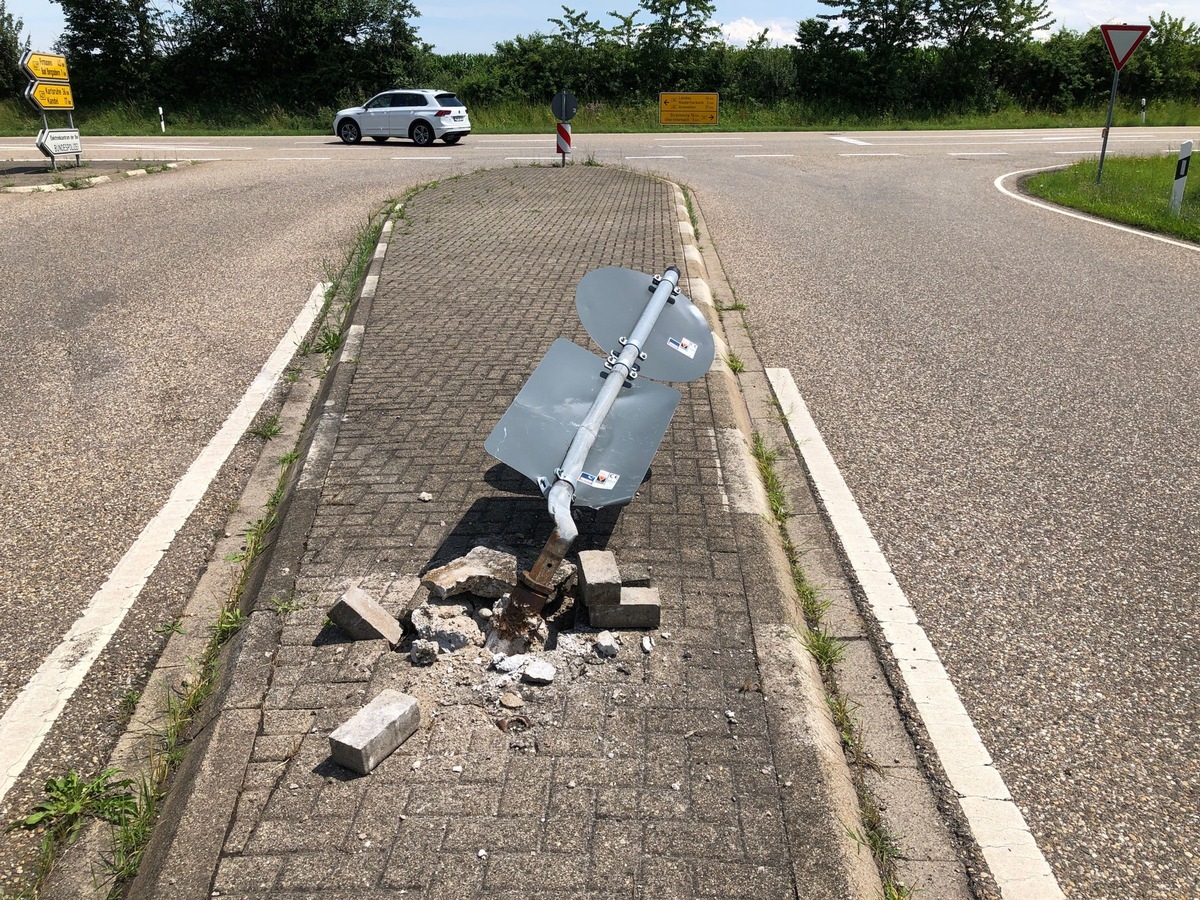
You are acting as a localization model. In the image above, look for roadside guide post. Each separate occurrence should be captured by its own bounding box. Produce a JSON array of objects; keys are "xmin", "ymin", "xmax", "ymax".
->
[
  {"xmin": 485, "ymin": 266, "xmax": 715, "ymax": 640},
  {"xmin": 1097, "ymin": 24, "xmax": 1151, "ymax": 184},
  {"xmin": 552, "ymin": 90, "xmax": 577, "ymax": 168},
  {"xmin": 21, "ymin": 50, "xmax": 80, "ymax": 172},
  {"xmin": 1170, "ymin": 141, "xmax": 1192, "ymax": 216},
  {"xmin": 1140, "ymin": 97, "xmax": 1146, "ymax": 124}
]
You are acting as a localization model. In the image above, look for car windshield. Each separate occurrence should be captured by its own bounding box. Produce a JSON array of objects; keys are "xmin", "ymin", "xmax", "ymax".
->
[{"xmin": 436, "ymin": 94, "xmax": 464, "ymax": 108}]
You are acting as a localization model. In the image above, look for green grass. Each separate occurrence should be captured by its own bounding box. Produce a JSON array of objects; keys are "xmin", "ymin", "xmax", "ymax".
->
[
  {"xmin": 4, "ymin": 97, "xmax": 1199, "ymax": 137},
  {"xmin": 1024, "ymin": 153, "xmax": 1200, "ymax": 243}
]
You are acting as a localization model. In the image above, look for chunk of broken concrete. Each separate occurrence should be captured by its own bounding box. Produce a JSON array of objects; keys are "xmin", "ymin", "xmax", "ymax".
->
[
  {"xmin": 594, "ymin": 631, "xmax": 619, "ymax": 658},
  {"xmin": 589, "ymin": 587, "xmax": 661, "ymax": 630},
  {"xmin": 328, "ymin": 585, "xmax": 402, "ymax": 646},
  {"xmin": 410, "ymin": 601, "xmax": 484, "ymax": 652},
  {"xmin": 410, "ymin": 639, "xmax": 439, "ymax": 666},
  {"xmin": 523, "ymin": 659, "xmax": 556, "ymax": 685},
  {"xmin": 329, "ymin": 689, "xmax": 420, "ymax": 775},
  {"xmin": 492, "ymin": 653, "xmax": 529, "ymax": 674},
  {"xmin": 422, "ymin": 547, "xmax": 518, "ymax": 600}
]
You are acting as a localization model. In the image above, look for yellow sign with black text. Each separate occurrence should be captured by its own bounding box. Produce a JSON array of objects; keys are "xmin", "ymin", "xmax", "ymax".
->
[
  {"xmin": 22, "ymin": 52, "xmax": 70, "ymax": 83},
  {"xmin": 27, "ymin": 81, "xmax": 74, "ymax": 111},
  {"xmin": 659, "ymin": 92, "xmax": 719, "ymax": 125}
]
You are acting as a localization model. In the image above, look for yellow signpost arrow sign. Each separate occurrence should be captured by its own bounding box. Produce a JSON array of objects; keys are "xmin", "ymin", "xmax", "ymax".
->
[
  {"xmin": 21, "ymin": 52, "xmax": 70, "ymax": 82},
  {"xmin": 27, "ymin": 81, "xmax": 75, "ymax": 111},
  {"xmin": 659, "ymin": 92, "xmax": 719, "ymax": 126}
]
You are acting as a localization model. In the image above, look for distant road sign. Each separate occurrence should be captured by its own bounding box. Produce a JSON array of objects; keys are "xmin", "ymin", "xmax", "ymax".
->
[
  {"xmin": 1100, "ymin": 24, "xmax": 1150, "ymax": 71},
  {"xmin": 36, "ymin": 128, "xmax": 82, "ymax": 158},
  {"xmin": 21, "ymin": 51, "xmax": 69, "ymax": 82},
  {"xmin": 27, "ymin": 81, "xmax": 74, "ymax": 111},
  {"xmin": 659, "ymin": 92, "xmax": 718, "ymax": 126},
  {"xmin": 552, "ymin": 90, "xmax": 578, "ymax": 122}
]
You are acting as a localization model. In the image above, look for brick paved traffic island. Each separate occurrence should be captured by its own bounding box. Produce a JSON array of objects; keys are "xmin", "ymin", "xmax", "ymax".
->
[{"xmin": 129, "ymin": 167, "xmax": 874, "ymax": 899}]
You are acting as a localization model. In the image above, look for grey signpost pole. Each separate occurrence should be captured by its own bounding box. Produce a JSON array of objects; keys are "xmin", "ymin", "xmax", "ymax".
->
[{"xmin": 1097, "ymin": 68, "xmax": 1121, "ymax": 185}]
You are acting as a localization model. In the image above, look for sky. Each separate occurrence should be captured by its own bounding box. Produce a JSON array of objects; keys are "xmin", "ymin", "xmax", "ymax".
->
[{"xmin": 8, "ymin": 0, "xmax": 1197, "ymax": 57}]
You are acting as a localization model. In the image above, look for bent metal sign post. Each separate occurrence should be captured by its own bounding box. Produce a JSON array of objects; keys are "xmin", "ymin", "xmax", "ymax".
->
[{"xmin": 21, "ymin": 50, "xmax": 81, "ymax": 169}]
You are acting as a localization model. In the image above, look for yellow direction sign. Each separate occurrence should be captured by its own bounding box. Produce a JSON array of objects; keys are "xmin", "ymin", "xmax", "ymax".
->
[
  {"xmin": 659, "ymin": 92, "xmax": 719, "ymax": 126},
  {"xmin": 22, "ymin": 51, "xmax": 70, "ymax": 82},
  {"xmin": 27, "ymin": 81, "xmax": 74, "ymax": 111}
]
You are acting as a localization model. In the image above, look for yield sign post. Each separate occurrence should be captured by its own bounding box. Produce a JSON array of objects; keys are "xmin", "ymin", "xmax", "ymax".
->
[{"xmin": 1097, "ymin": 24, "xmax": 1151, "ymax": 184}]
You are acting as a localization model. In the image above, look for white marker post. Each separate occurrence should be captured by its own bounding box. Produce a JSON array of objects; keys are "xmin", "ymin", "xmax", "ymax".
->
[
  {"xmin": 158, "ymin": 106, "xmax": 165, "ymax": 132},
  {"xmin": 1170, "ymin": 141, "xmax": 1192, "ymax": 216}
]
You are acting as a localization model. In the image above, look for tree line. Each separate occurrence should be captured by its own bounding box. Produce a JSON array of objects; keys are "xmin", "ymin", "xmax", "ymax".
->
[{"xmin": 1, "ymin": 0, "xmax": 1198, "ymax": 117}]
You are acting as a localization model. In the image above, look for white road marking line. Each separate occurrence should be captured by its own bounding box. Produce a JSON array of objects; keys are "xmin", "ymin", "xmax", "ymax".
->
[
  {"xmin": 734, "ymin": 154, "xmax": 794, "ymax": 158},
  {"xmin": 949, "ymin": 152, "xmax": 1009, "ymax": 156},
  {"xmin": 1053, "ymin": 150, "xmax": 1099, "ymax": 155},
  {"xmin": 831, "ymin": 136, "xmax": 871, "ymax": 145},
  {"xmin": 765, "ymin": 367, "xmax": 1065, "ymax": 900},
  {"xmin": 625, "ymin": 155, "xmax": 686, "ymax": 159},
  {"xmin": 839, "ymin": 153, "xmax": 904, "ymax": 157},
  {"xmin": 654, "ymin": 137, "xmax": 748, "ymax": 142},
  {"xmin": 391, "ymin": 156, "xmax": 452, "ymax": 160},
  {"xmin": 0, "ymin": 282, "xmax": 329, "ymax": 807},
  {"xmin": 995, "ymin": 167, "xmax": 1200, "ymax": 254},
  {"xmin": 479, "ymin": 138, "xmax": 553, "ymax": 143},
  {"xmin": 505, "ymin": 156, "xmax": 561, "ymax": 161},
  {"xmin": 269, "ymin": 157, "xmax": 331, "ymax": 161},
  {"xmin": 93, "ymin": 143, "xmax": 252, "ymax": 151}
]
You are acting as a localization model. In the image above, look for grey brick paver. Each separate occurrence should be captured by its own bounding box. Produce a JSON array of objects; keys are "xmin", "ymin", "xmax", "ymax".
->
[{"xmin": 202, "ymin": 167, "xmax": 845, "ymax": 898}]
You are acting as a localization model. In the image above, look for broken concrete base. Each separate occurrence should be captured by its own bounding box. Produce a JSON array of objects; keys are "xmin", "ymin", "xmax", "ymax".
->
[
  {"xmin": 421, "ymin": 546, "xmax": 518, "ymax": 599},
  {"xmin": 328, "ymin": 689, "xmax": 420, "ymax": 775},
  {"xmin": 328, "ymin": 585, "xmax": 403, "ymax": 645}
]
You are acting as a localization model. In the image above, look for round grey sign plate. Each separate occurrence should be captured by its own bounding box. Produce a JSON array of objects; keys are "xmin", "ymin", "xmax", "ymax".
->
[{"xmin": 552, "ymin": 90, "xmax": 578, "ymax": 122}]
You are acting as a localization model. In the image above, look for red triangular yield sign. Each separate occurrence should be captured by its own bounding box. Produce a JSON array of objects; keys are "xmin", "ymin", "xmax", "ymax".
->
[{"xmin": 1101, "ymin": 24, "xmax": 1150, "ymax": 71}]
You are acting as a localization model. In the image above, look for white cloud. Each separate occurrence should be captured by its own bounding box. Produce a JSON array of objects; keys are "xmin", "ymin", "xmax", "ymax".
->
[{"xmin": 718, "ymin": 17, "xmax": 797, "ymax": 47}]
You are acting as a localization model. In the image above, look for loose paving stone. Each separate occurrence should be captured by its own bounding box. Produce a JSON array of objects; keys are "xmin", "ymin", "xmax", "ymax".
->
[
  {"xmin": 328, "ymin": 690, "xmax": 420, "ymax": 775},
  {"xmin": 589, "ymin": 586, "xmax": 662, "ymax": 629},
  {"xmin": 327, "ymin": 585, "xmax": 402, "ymax": 645},
  {"xmin": 578, "ymin": 549, "xmax": 622, "ymax": 607}
]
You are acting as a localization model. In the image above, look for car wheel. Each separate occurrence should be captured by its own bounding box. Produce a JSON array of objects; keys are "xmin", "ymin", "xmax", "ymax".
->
[
  {"xmin": 411, "ymin": 122, "xmax": 434, "ymax": 147},
  {"xmin": 371, "ymin": 136, "xmax": 388, "ymax": 143},
  {"xmin": 338, "ymin": 119, "xmax": 362, "ymax": 144},
  {"xmin": 442, "ymin": 134, "xmax": 461, "ymax": 145}
]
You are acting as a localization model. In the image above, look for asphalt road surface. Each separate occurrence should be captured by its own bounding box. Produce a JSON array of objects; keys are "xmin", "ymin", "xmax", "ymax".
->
[{"xmin": 1, "ymin": 126, "xmax": 1197, "ymax": 897}]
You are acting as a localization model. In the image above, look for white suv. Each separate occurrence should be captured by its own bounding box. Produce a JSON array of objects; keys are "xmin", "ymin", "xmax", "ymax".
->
[{"xmin": 334, "ymin": 90, "xmax": 471, "ymax": 146}]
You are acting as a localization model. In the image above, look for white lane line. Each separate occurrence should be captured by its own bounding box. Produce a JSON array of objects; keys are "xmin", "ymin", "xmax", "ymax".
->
[
  {"xmin": 831, "ymin": 136, "xmax": 871, "ymax": 145},
  {"xmin": 269, "ymin": 157, "xmax": 331, "ymax": 161},
  {"xmin": 92, "ymin": 143, "xmax": 253, "ymax": 151},
  {"xmin": 995, "ymin": 167, "xmax": 1200, "ymax": 255},
  {"xmin": 655, "ymin": 137, "xmax": 748, "ymax": 142},
  {"xmin": 1053, "ymin": 151, "xmax": 1098, "ymax": 155},
  {"xmin": 839, "ymin": 153, "xmax": 904, "ymax": 157},
  {"xmin": 766, "ymin": 367, "xmax": 1065, "ymax": 900},
  {"xmin": 735, "ymin": 154, "xmax": 794, "ymax": 158},
  {"xmin": 0, "ymin": 282, "xmax": 328, "ymax": 807},
  {"xmin": 626, "ymin": 155, "xmax": 686, "ymax": 160},
  {"xmin": 479, "ymin": 138, "xmax": 551, "ymax": 143},
  {"xmin": 949, "ymin": 152, "xmax": 1009, "ymax": 156},
  {"xmin": 505, "ymin": 156, "xmax": 560, "ymax": 161},
  {"xmin": 392, "ymin": 156, "xmax": 452, "ymax": 161}
]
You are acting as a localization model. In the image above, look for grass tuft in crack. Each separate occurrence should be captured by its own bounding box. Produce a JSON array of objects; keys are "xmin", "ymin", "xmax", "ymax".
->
[{"xmin": 750, "ymin": 432, "xmax": 910, "ymax": 899}]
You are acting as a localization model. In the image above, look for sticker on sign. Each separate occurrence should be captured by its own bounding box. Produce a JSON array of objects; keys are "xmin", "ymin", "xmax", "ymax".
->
[{"xmin": 37, "ymin": 128, "xmax": 82, "ymax": 157}]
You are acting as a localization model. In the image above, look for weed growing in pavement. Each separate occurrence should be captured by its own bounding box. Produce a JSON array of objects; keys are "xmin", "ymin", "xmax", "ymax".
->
[
  {"xmin": 152, "ymin": 620, "xmax": 184, "ymax": 637},
  {"xmin": 5, "ymin": 768, "xmax": 136, "ymax": 894},
  {"xmin": 249, "ymin": 413, "xmax": 283, "ymax": 439},
  {"xmin": 749, "ymin": 433, "xmax": 911, "ymax": 898},
  {"xmin": 724, "ymin": 352, "xmax": 745, "ymax": 374},
  {"xmin": 269, "ymin": 592, "xmax": 306, "ymax": 618},
  {"xmin": 679, "ymin": 183, "xmax": 701, "ymax": 239}
]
